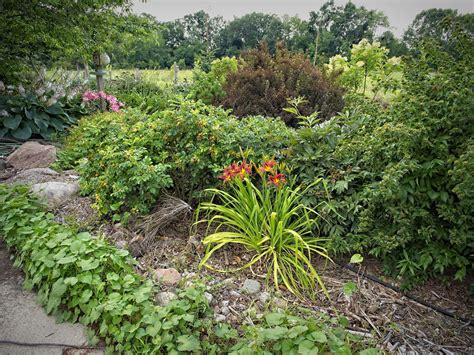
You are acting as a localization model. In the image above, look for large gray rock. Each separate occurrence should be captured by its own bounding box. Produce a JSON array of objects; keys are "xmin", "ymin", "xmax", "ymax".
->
[
  {"xmin": 6, "ymin": 142, "xmax": 57, "ymax": 169},
  {"xmin": 9, "ymin": 167, "xmax": 59, "ymax": 185},
  {"xmin": 30, "ymin": 181, "xmax": 79, "ymax": 209}
]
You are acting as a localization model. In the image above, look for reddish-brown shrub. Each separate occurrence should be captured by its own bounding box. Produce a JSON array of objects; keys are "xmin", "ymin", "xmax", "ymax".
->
[{"xmin": 216, "ymin": 44, "xmax": 345, "ymax": 126}]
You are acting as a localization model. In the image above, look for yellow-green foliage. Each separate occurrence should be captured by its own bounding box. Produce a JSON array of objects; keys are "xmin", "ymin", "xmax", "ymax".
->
[{"xmin": 325, "ymin": 39, "xmax": 403, "ymax": 99}]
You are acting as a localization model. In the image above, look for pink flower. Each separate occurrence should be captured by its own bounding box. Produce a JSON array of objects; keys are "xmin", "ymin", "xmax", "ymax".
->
[
  {"xmin": 82, "ymin": 91, "xmax": 99, "ymax": 102},
  {"xmin": 82, "ymin": 90, "xmax": 123, "ymax": 112},
  {"xmin": 110, "ymin": 104, "xmax": 120, "ymax": 112}
]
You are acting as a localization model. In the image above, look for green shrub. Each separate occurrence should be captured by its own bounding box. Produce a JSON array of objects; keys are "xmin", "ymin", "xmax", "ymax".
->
[
  {"xmin": 155, "ymin": 100, "xmax": 294, "ymax": 200},
  {"xmin": 108, "ymin": 72, "xmax": 184, "ymax": 115},
  {"xmin": 57, "ymin": 101, "xmax": 294, "ymax": 220},
  {"xmin": 58, "ymin": 110, "xmax": 172, "ymax": 222},
  {"xmin": 217, "ymin": 44, "xmax": 344, "ymax": 126},
  {"xmin": 196, "ymin": 160, "xmax": 330, "ymax": 298},
  {"xmin": 287, "ymin": 31, "xmax": 474, "ymax": 285},
  {"xmin": 189, "ymin": 57, "xmax": 238, "ymax": 104}
]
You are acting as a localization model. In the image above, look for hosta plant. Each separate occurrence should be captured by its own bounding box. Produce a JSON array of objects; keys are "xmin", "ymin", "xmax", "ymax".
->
[
  {"xmin": 0, "ymin": 92, "xmax": 77, "ymax": 140},
  {"xmin": 196, "ymin": 160, "xmax": 331, "ymax": 298}
]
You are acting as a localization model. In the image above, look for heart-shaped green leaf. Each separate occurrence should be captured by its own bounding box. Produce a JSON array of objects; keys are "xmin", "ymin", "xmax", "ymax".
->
[
  {"xmin": 3, "ymin": 114, "xmax": 22, "ymax": 129},
  {"xmin": 11, "ymin": 122, "xmax": 32, "ymax": 140}
]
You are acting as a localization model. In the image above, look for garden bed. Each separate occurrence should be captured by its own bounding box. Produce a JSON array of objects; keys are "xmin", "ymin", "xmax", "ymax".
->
[{"xmin": 65, "ymin": 202, "xmax": 473, "ymax": 354}]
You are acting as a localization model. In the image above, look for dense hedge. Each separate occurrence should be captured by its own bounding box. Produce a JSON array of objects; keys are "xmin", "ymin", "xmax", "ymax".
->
[
  {"xmin": 217, "ymin": 45, "xmax": 344, "ymax": 127},
  {"xmin": 57, "ymin": 100, "xmax": 294, "ymax": 221},
  {"xmin": 288, "ymin": 33, "xmax": 474, "ymax": 285}
]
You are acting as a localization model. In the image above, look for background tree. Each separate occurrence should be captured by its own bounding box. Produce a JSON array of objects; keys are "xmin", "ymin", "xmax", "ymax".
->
[
  {"xmin": 0, "ymin": 0, "xmax": 131, "ymax": 82},
  {"xmin": 377, "ymin": 31, "xmax": 408, "ymax": 57},
  {"xmin": 109, "ymin": 14, "xmax": 165, "ymax": 69},
  {"xmin": 216, "ymin": 13, "xmax": 285, "ymax": 57},
  {"xmin": 161, "ymin": 11, "xmax": 224, "ymax": 68},
  {"xmin": 403, "ymin": 9, "xmax": 474, "ymax": 53},
  {"xmin": 281, "ymin": 16, "xmax": 313, "ymax": 54},
  {"xmin": 308, "ymin": 0, "xmax": 389, "ymax": 63}
]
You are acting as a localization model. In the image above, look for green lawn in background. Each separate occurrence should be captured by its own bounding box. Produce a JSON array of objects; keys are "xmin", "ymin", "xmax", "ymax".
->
[
  {"xmin": 46, "ymin": 68, "xmax": 194, "ymax": 89},
  {"xmin": 110, "ymin": 68, "xmax": 193, "ymax": 86}
]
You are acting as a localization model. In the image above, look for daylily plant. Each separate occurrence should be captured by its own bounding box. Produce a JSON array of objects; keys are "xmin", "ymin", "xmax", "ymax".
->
[{"xmin": 197, "ymin": 160, "xmax": 331, "ymax": 299}]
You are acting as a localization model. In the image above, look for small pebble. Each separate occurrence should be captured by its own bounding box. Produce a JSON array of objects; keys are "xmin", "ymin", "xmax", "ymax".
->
[
  {"xmin": 155, "ymin": 291, "xmax": 176, "ymax": 306},
  {"xmin": 222, "ymin": 278, "xmax": 235, "ymax": 288},
  {"xmin": 154, "ymin": 268, "xmax": 182, "ymax": 286},
  {"xmin": 229, "ymin": 290, "xmax": 241, "ymax": 298},
  {"xmin": 273, "ymin": 298, "xmax": 288, "ymax": 309},
  {"xmin": 221, "ymin": 306, "xmax": 230, "ymax": 315},
  {"xmin": 204, "ymin": 292, "xmax": 213, "ymax": 304},
  {"xmin": 235, "ymin": 303, "xmax": 246, "ymax": 311},
  {"xmin": 115, "ymin": 240, "xmax": 127, "ymax": 249},
  {"xmin": 259, "ymin": 292, "xmax": 271, "ymax": 303},
  {"xmin": 214, "ymin": 314, "xmax": 226, "ymax": 322},
  {"xmin": 241, "ymin": 278, "xmax": 261, "ymax": 294}
]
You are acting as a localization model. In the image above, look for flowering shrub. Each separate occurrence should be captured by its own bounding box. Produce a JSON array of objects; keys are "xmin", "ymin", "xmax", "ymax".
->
[
  {"xmin": 197, "ymin": 160, "xmax": 331, "ymax": 298},
  {"xmin": 82, "ymin": 90, "xmax": 123, "ymax": 112},
  {"xmin": 325, "ymin": 39, "xmax": 403, "ymax": 98},
  {"xmin": 57, "ymin": 101, "xmax": 293, "ymax": 221}
]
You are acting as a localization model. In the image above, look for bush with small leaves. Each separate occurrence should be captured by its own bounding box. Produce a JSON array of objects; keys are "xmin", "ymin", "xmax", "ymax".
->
[{"xmin": 217, "ymin": 44, "xmax": 344, "ymax": 127}]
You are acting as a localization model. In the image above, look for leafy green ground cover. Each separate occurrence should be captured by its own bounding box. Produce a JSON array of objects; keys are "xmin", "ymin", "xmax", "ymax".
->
[{"xmin": 0, "ymin": 184, "xmax": 374, "ymax": 354}]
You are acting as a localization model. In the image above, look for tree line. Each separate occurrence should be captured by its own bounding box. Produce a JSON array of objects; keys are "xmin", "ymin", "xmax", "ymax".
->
[{"xmin": 1, "ymin": 0, "xmax": 472, "ymax": 81}]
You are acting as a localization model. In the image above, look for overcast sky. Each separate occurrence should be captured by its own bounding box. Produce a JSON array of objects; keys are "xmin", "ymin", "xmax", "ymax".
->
[{"xmin": 132, "ymin": 0, "xmax": 473, "ymax": 36}]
